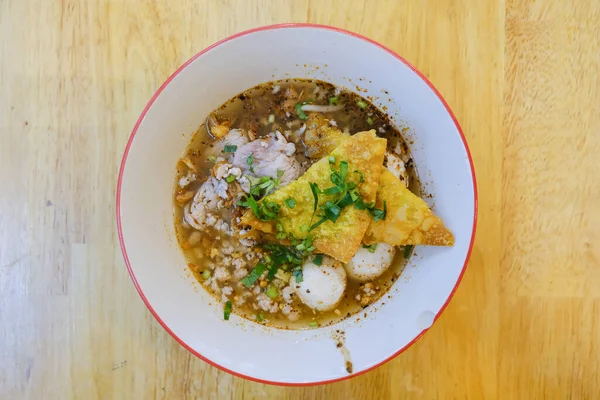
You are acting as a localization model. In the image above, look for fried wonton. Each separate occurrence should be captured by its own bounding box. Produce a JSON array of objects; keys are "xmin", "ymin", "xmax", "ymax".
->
[
  {"xmin": 303, "ymin": 116, "xmax": 454, "ymax": 246},
  {"xmin": 241, "ymin": 130, "xmax": 387, "ymax": 262},
  {"xmin": 363, "ymin": 169, "xmax": 454, "ymax": 246}
]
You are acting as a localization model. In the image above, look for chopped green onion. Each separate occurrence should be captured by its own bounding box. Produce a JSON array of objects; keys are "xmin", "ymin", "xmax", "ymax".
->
[
  {"xmin": 296, "ymin": 103, "xmax": 308, "ymax": 120},
  {"xmin": 277, "ymin": 169, "xmax": 284, "ymax": 178},
  {"xmin": 285, "ymin": 198, "xmax": 297, "ymax": 209},
  {"xmin": 329, "ymin": 156, "xmax": 336, "ymax": 163},
  {"xmin": 257, "ymin": 312, "xmax": 265, "ymax": 322},
  {"xmin": 371, "ymin": 200, "xmax": 387, "ymax": 222},
  {"xmin": 267, "ymin": 262, "xmax": 279, "ymax": 280},
  {"xmin": 300, "ymin": 224, "xmax": 308, "ymax": 232},
  {"xmin": 241, "ymin": 263, "xmax": 267, "ymax": 288},
  {"xmin": 322, "ymin": 201, "xmax": 341, "ymax": 222},
  {"xmin": 336, "ymin": 192, "xmax": 353, "ymax": 208},
  {"xmin": 309, "ymin": 321, "xmax": 318, "ymax": 328},
  {"xmin": 339, "ymin": 161, "xmax": 348, "ymax": 179},
  {"xmin": 247, "ymin": 153, "xmax": 254, "ymax": 173},
  {"xmin": 356, "ymin": 100, "xmax": 368, "ymax": 109},
  {"xmin": 202, "ymin": 270, "xmax": 211, "ymax": 280},
  {"xmin": 309, "ymin": 182, "xmax": 321, "ymax": 213},
  {"xmin": 309, "ymin": 216, "xmax": 328, "ymax": 231},
  {"xmin": 292, "ymin": 267, "xmax": 303, "ymax": 283},
  {"xmin": 404, "ymin": 245, "xmax": 414, "ymax": 259},
  {"xmin": 328, "ymin": 96, "xmax": 339, "ymax": 105},
  {"xmin": 224, "ymin": 145, "xmax": 237, "ymax": 153},
  {"xmin": 363, "ymin": 244, "xmax": 378, "ymax": 253},
  {"xmin": 276, "ymin": 232, "xmax": 287, "ymax": 240},
  {"xmin": 207, "ymin": 155, "xmax": 217, "ymax": 162},
  {"xmin": 354, "ymin": 170, "xmax": 364, "ymax": 182},
  {"xmin": 367, "ymin": 117, "xmax": 374, "ymax": 125},
  {"xmin": 268, "ymin": 114, "xmax": 275, "ymax": 123},
  {"xmin": 323, "ymin": 186, "xmax": 341, "ymax": 195},
  {"xmin": 226, "ymin": 175, "xmax": 236, "ymax": 183},
  {"xmin": 313, "ymin": 254, "xmax": 323, "ymax": 266},
  {"xmin": 266, "ymin": 285, "xmax": 278, "ymax": 299},
  {"xmin": 223, "ymin": 301, "xmax": 232, "ymax": 320}
]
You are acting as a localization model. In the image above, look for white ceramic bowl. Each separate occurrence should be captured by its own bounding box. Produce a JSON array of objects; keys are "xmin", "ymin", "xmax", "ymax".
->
[{"xmin": 117, "ymin": 24, "xmax": 477, "ymax": 385}]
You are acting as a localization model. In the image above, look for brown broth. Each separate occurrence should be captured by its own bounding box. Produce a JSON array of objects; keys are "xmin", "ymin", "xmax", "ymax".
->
[{"xmin": 173, "ymin": 79, "xmax": 420, "ymax": 329}]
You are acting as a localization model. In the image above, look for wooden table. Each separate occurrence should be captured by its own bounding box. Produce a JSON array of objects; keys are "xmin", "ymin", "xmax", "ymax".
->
[{"xmin": 1, "ymin": 0, "xmax": 599, "ymax": 398}]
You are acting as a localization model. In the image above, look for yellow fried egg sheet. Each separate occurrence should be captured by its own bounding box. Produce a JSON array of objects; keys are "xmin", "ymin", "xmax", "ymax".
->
[
  {"xmin": 241, "ymin": 130, "xmax": 387, "ymax": 262},
  {"xmin": 363, "ymin": 169, "xmax": 454, "ymax": 246},
  {"xmin": 303, "ymin": 115, "xmax": 454, "ymax": 246}
]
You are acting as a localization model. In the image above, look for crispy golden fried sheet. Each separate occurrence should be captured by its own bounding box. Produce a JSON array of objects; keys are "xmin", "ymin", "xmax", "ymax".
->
[
  {"xmin": 363, "ymin": 169, "xmax": 454, "ymax": 246},
  {"xmin": 242, "ymin": 130, "xmax": 386, "ymax": 262},
  {"xmin": 303, "ymin": 115, "xmax": 454, "ymax": 246}
]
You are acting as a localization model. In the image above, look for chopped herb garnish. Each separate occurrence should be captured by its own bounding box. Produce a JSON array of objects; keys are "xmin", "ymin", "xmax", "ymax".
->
[
  {"xmin": 224, "ymin": 144, "xmax": 237, "ymax": 153},
  {"xmin": 277, "ymin": 169, "xmax": 284, "ymax": 178},
  {"xmin": 363, "ymin": 244, "xmax": 378, "ymax": 253},
  {"xmin": 247, "ymin": 153, "xmax": 254, "ymax": 173},
  {"xmin": 266, "ymin": 285, "xmax": 278, "ymax": 299},
  {"xmin": 267, "ymin": 262, "xmax": 280, "ymax": 280},
  {"xmin": 371, "ymin": 200, "xmax": 387, "ymax": 222},
  {"xmin": 285, "ymin": 198, "xmax": 297, "ymax": 209},
  {"xmin": 226, "ymin": 175, "xmax": 236, "ymax": 183},
  {"xmin": 241, "ymin": 263, "xmax": 267, "ymax": 288},
  {"xmin": 321, "ymin": 201, "xmax": 341, "ymax": 223},
  {"xmin": 309, "ymin": 182, "xmax": 321, "ymax": 213},
  {"xmin": 354, "ymin": 170, "xmax": 364, "ymax": 182},
  {"xmin": 328, "ymin": 96, "xmax": 339, "ymax": 105},
  {"xmin": 239, "ymin": 191, "xmax": 281, "ymax": 221},
  {"xmin": 337, "ymin": 192, "xmax": 354, "ymax": 208},
  {"xmin": 202, "ymin": 270, "xmax": 211, "ymax": 280},
  {"xmin": 323, "ymin": 186, "xmax": 341, "ymax": 195},
  {"xmin": 367, "ymin": 116, "xmax": 374, "ymax": 125},
  {"xmin": 404, "ymin": 245, "xmax": 414, "ymax": 259},
  {"xmin": 309, "ymin": 216, "xmax": 327, "ymax": 231},
  {"xmin": 257, "ymin": 312, "xmax": 265, "ymax": 322},
  {"xmin": 313, "ymin": 254, "xmax": 323, "ymax": 266},
  {"xmin": 292, "ymin": 267, "xmax": 303, "ymax": 283},
  {"xmin": 276, "ymin": 232, "xmax": 287, "ymax": 240},
  {"xmin": 223, "ymin": 301, "xmax": 232, "ymax": 320},
  {"xmin": 295, "ymin": 235, "xmax": 314, "ymax": 252},
  {"xmin": 296, "ymin": 102, "xmax": 308, "ymax": 120},
  {"xmin": 329, "ymin": 156, "xmax": 336, "ymax": 163},
  {"xmin": 300, "ymin": 224, "xmax": 308, "ymax": 232},
  {"xmin": 356, "ymin": 100, "xmax": 368, "ymax": 109},
  {"xmin": 309, "ymin": 321, "xmax": 319, "ymax": 328},
  {"xmin": 207, "ymin": 155, "xmax": 217, "ymax": 162}
]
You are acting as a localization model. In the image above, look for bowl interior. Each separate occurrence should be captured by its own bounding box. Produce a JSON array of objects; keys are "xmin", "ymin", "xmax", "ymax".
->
[{"xmin": 118, "ymin": 25, "xmax": 476, "ymax": 384}]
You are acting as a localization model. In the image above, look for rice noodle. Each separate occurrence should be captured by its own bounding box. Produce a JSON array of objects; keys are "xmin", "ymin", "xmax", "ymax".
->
[{"xmin": 300, "ymin": 104, "xmax": 344, "ymax": 113}]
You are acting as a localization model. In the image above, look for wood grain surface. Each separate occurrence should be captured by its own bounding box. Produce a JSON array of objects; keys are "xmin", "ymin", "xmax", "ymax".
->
[{"xmin": 1, "ymin": 0, "xmax": 599, "ymax": 398}]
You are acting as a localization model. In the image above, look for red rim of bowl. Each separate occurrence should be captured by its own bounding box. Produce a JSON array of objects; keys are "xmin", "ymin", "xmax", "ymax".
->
[{"xmin": 116, "ymin": 23, "xmax": 478, "ymax": 386}]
